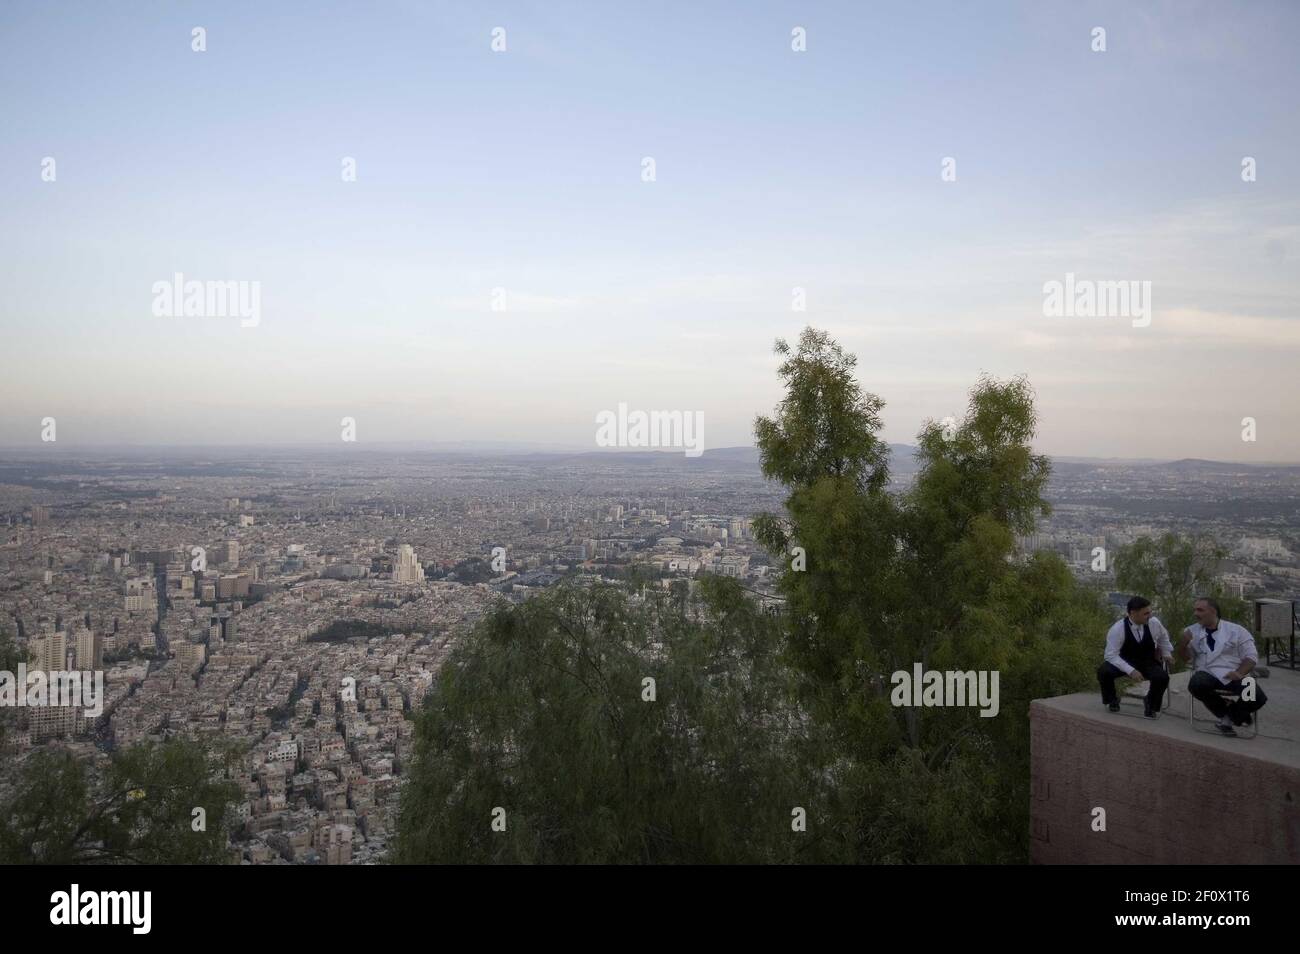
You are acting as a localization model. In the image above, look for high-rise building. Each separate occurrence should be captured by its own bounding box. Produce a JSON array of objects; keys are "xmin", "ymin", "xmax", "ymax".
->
[
  {"xmin": 29, "ymin": 631, "xmax": 68, "ymax": 671},
  {"xmin": 393, "ymin": 544, "xmax": 425, "ymax": 584},
  {"xmin": 74, "ymin": 628, "xmax": 103, "ymax": 671},
  {"xmin": 31, "ymin": 505, "xmax": 49, "ymax": 527}
]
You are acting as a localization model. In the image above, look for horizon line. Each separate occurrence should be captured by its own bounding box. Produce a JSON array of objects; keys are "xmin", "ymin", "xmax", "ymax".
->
[{"xmin": 0, "ymin": 443, "xmax": 1298, "ymax": 468}]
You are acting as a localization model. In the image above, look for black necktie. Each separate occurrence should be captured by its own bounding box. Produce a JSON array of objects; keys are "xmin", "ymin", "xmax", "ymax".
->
[{"xmin": 1206, "ymin": 628, "xmax": 1217, "ymax": 651}]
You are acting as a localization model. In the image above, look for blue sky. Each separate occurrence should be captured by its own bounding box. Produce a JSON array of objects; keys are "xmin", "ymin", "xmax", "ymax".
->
[{"xmin": 2, "ymin": 1, "xmax": 1298, "ymax": 459}]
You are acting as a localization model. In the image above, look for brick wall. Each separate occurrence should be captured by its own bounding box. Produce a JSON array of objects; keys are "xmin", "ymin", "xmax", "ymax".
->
[{"xmin": 1030, "ymin": 702, "xmax": 1300, "ymax": 863}]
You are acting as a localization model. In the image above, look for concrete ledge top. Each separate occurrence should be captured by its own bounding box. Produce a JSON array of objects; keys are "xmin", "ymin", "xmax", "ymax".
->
[{"xmin": 1032, "ymin": 665, "xmax": 1300, "ymax": 771}]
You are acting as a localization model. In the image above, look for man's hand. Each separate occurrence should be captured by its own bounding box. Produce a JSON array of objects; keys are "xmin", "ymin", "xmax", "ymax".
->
[
  {"xmin": 1127, "ymin": 670, "xmax": 1146, "ymax": 683},
  {"xmin": 1222, "ymin": 671, "xmax": 1241, "ymax": 686}
]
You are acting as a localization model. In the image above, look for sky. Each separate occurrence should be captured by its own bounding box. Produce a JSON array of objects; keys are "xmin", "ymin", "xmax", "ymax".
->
[{"xmin": 1, "ymin": 0, "xmax": 1298, "ymax": 460}]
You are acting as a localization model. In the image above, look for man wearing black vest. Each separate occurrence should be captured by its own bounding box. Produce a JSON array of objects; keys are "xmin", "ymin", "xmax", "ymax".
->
[{"xmin": 1097, "ymin": 596, "xmax": 1173, "ymax": 717}]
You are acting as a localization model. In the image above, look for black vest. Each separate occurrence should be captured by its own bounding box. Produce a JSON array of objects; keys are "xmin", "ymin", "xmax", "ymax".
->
[{"xmin": 1120, "ymin": 617, "xmax": 1157, "ymax": 669}]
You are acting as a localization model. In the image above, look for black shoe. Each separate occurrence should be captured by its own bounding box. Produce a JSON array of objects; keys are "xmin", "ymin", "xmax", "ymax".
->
[
  {"xmin": 1143, "ymin": 706, "xmax": 1158, "ymax": 719},
  {"xmin": 1233, "ymin": 714, "xmax": 1253, "ymax": 727},
  {"xmin": 1215, "ymin": 723, "xmax": 1238, "ymax": 737},
  {"xmin": 1107, "ymin": 702, "xmax": 1120, "ymax": 713}
]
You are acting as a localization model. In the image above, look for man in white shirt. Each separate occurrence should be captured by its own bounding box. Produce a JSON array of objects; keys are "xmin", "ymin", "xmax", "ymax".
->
[
  {"xmin": 1178, "ymin": 597, "xmax": 1267, "ymax": 737},
  {"xmin": 1098, "ymin": 596, "xmax": 1173, "ymax": 717}
]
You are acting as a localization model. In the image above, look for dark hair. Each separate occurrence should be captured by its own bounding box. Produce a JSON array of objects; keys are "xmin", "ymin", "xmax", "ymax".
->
[
  {"xmin": 1126, "ymin": 596, "xmax": 1151, "ymax": 613},
  {"xmin": 1195, "ymin": 596, "xmax": 1221, "ymax": 616}
]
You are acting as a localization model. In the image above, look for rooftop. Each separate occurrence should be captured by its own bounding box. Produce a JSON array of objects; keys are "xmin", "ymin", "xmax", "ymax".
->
[
  {"xmin": 1034, "ymin": 664, "xmax": 1300, "ymax": 769},
  {"xmin": 1031, "ymin": 663, "xmax": 1300, "ymax": 863}
]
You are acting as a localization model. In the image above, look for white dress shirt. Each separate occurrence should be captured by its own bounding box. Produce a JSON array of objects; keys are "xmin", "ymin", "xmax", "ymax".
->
[
  {"xmin": 1186, "ymin": 619, "xmax": 1257, "ymax": 684},
  {"xmin": 1103, "ymin": 616, "xmax": 1174, "ymax": 675}
]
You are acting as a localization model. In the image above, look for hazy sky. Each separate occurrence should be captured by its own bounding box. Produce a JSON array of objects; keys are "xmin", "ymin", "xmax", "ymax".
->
[{"xmin": 2, "ymin": 1, "xmax": 1298, "ymax": 460}]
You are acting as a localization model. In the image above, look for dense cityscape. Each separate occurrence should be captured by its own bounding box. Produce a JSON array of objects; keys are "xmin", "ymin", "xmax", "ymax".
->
[{"xmin": 2, "ymin": 445, "xmax": 1297, "ymax": 864}]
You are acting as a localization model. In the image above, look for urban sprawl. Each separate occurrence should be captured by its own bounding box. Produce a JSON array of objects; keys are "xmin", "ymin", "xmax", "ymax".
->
[{"xmin": 2, "ymin": 447, "xmax": 1297, "ymax": 863}]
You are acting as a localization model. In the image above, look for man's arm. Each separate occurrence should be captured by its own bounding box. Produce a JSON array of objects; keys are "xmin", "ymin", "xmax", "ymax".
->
[
  {"xmin": 1177, "ymin": 628, "xmax": 1194, "ymax": 664},
  {"xmin": 1225, "ymin": 631, "xmax": 1259, "ymax": 683},
  {"xmin": 1224, "ymin": 658, "xmax": 1256, "ymax": 684},
  {"xmin": 1154, "ymin": 619, "xmax": 1175, "ymax": 663},
  {"xmin": 1103, "ymin": 623, "xmax": 1135, "ymax": 676}
]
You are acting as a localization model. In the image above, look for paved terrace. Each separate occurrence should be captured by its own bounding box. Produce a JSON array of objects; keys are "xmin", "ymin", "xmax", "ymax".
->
[{"xmin": 1030, "ymin": 665, "xmax": 1300, "ymax": 864}]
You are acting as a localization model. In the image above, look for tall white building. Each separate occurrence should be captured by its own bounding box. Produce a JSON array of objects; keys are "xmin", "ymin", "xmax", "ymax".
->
[
  {"xmin": 74, "ymin": 628, "xmax": 102, "ymax": 670},
  {"xmin": 29, "ymin": 631, "xmax": 68, "ymax": 671},
  {"xmin": 393, "ymin": 544, "xmax": 425, "ymax": 584}
]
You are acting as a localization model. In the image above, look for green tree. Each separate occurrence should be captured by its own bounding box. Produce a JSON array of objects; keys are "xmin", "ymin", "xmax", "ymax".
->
[
  {"xmin": 0, "ymin": 737, "xmax": 240, "ymax": 864},
  {"xmin": 751, "ymin": 329, "xmax": 902, "ymax": 746},
  {"xmin": 0, "ymin": 624, "xmax": 22, "ymax": 746},
  {"xmin": 393, "ymin": 577, "xmax": 813, "ymax": 863},
  {"xmin": 753, "ymin": 328, "xmax": 1106, "ymax": 862},
  {"xmin": 1113, "ymin": 533, "xmax": 1249, "ymax": 636}
]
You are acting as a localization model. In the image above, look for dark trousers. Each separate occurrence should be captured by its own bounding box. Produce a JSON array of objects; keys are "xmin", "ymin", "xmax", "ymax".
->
[
  {"xmin": 1098, "ymin": 661, "xmax": 1169, "ymax": 711},
  {"xmin": 1189, "ymin": 670, "xmax": 1267, "ymax": 724}
]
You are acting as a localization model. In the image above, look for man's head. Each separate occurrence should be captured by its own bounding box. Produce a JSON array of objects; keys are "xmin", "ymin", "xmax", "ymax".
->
[
  {"xmin": 1194, "ymin": 597, "xmax": 1222, "ymax": 628},
  {"xmin": 1126, "ymin": 595, "xmax": 1152, "ymax": 625}
]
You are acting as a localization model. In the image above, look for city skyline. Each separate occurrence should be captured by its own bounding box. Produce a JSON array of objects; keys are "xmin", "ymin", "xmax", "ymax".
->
[{"xmin": 6, "ymin": 439, "xmax": 1300, "ymax": 467}]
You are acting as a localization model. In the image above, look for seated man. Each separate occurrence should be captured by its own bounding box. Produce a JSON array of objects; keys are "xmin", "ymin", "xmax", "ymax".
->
[
  {"xmin": 1098, "ymin": 596, "xmax": 1173, "ymax": 717},
  {"xmin": 1179, "ymin": 596, "xmax": 1267, "ymax": 737}
]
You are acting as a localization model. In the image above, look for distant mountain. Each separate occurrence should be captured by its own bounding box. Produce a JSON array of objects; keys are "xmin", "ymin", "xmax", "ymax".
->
[
  {"xmin": 1164, "ymin": 458, "xmax": 1257, "ymax": 472},
  {"xmin": 501, "ymin": 443, "xmax": 923, "ymax": 478}
]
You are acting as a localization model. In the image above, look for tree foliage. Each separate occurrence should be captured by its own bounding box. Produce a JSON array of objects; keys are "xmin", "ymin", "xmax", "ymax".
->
[
  {"xmin": 394, "ymin": 577, "xmax": 813, "ymax": 863},
  {"xmin": 0, "ymin": 738, "xmax": 240, "ymax": 864},
  {"xmin": 1113, "ymin": 533, "xmax": 1249, "ymax": 633},
  {"xmin": 752, "ymin": 329, "xmax": 1104, "ymax": 862},
  {"xmin": 0, "ymin": 624, "xmax": 21, "ymax": 745}
]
